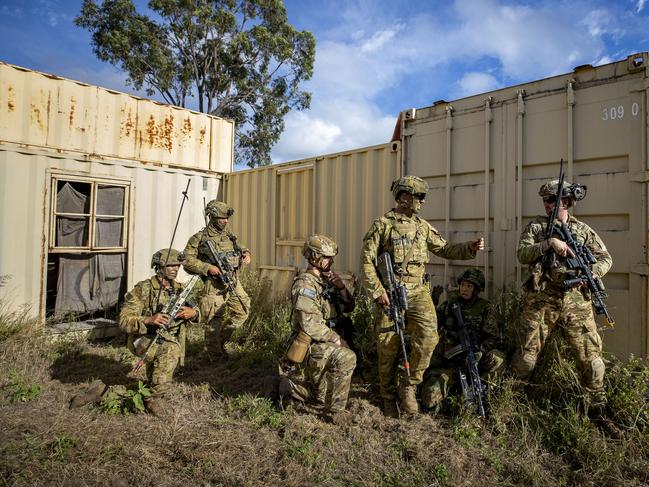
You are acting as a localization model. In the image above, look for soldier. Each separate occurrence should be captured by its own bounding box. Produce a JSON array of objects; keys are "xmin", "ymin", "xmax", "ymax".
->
[
  {"xmin": 183, "ymin": 200, "xmax": 251, "ymax": 359},
  {"xmin": 70, "ymin": 249, "xmax": 200, "ymax": 415},
  {"xmin": 512, "ymin": 179, "xmax": 612, "ymax": 406},
  {"xmin": 278, "ymin": 235, "xmax": 357, "ymax": 419},
  {"xmin": 420, "ymin": 269, "xmax": 505, "ymax": 410},
  {"xmin": 360, "ymin": 175, "xmax": 484, "ymax": 417}
]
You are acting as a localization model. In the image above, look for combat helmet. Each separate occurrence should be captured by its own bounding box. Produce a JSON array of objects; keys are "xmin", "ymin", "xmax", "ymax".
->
[
  {"xmin": 538, "ymin": 179, "xmax": 587, "ymax": 206},
  {"xmin": 302, "ymin": 234, "xmax": 338, "ymax": 262},
  {"xmin": 457, "ymin": 268, "xmax": 485, "ymax": 292},
  {"xmin": 390, "ymin": 176, "xmax": 429, "ymax": 200},
  {"xmin": 151, "ymin": 248, "xmax": 184, "ymax": 268},
  {"xmin": 205, "ymin": 200, "xmax": 234, "ymax": 219}
]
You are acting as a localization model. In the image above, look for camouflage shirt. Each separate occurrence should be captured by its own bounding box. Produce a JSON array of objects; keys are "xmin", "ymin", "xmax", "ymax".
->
[
  {"xmin": 360, "ymin": 210, "xmax": 477, "ymax": 299},
  {"xmin": 183, "ymin": 223, "xmax": 249, "ymax": 277},
  {"xmin": 291, "ymin": 271, "xmax": 354, "ymax": 343},
  {"xmin": 119, "ymin": 276, "xmax": 200, "ymax": 340},
  {"xmin": 517, "ymin": 214, "xmax": 612, "ymax": 289},
  {"xmin": 437, "ymin": 291, "xmax": 499, "ymax": 353}
]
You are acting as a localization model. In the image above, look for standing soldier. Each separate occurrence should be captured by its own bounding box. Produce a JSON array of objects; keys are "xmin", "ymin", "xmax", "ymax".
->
[
  {"xmin": 278, "ymin": 235, "xmax": 357, "ymax": 419},
  {"xmin": 512, "ymin": 179, "xmax": 612, "ymax": 406},
  {"xmin": 420, "ymin": 269, "xmax": 505, "ymax": 410},
  {"xmin": 183, "ymin": 200, "xmax": 251, "ymax": 359},
  {"xmin": 360, "ymin": 176, "xmax": 484, "ymax": 417}
]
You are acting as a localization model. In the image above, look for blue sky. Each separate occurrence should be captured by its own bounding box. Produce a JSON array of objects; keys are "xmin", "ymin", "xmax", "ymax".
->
[{"xmin": 1, "ymin": 0, "xmax": 648, "ymax": 165}]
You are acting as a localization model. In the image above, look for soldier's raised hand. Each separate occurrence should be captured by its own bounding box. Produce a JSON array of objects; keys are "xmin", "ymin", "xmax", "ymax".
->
[
  {"xmin": 242, "ymin": 251, "xmax": 251, "ymax": 265},
  {"xmin": 469, "ymin": 237, "xmax": 485, "ymax": 252},
  {"xmin": 325, "ymin": 271, "xmax": 345, "ymax": 290},
  {"xmin": 143, "ymin": 313, "xmax": 171, "ymax": 327}
]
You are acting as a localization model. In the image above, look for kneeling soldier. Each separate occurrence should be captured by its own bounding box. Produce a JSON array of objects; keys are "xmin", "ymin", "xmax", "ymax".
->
[
  {"xmin": 421, "ymin": 269, "xmax": 505, "ymax": 410},
  {"xmin": 279, "ymin": 235, "xmax": 357, "ymax": 417}
]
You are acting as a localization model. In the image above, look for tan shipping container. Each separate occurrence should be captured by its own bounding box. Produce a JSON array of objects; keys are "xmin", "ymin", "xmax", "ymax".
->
[
  {"xmin": 224, "ymin": 143, "xmax": 400, "ymax": 292},
  {"xmin": 0, "ymin": 62, "xmax": 230, "ymax": 323},
  {"xmin": 400, "ymin": 52, "xmax": 649, "ymax": 359}
]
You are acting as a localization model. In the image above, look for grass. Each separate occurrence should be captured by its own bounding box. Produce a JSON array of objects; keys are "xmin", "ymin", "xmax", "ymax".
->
[{"xmin": 0, "ymin": 274, "xmax": 648, "ymax": 486}]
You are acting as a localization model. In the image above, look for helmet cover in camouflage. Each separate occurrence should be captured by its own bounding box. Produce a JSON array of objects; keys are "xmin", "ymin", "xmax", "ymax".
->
[
  {"xmin": 538, "ymin": 179, "xmax": 588, "ymax": 203},
  {"xmin": 151, "ymin": 248, "xmax": 185, "ymax": 268},
  {"xmin": 205, "ymin": 200, "xmax": 234, "ymax": 218},
  {"xmin": 302, "ymin": 234, "xmax": 338, "ymax": 260},
  {"xmin": 390, "ymin": 175, "xmax": 429, "ymax": 200},
  {"xmin": 457, "ymin": 268, "xmax": 485, "ymax": 292}
]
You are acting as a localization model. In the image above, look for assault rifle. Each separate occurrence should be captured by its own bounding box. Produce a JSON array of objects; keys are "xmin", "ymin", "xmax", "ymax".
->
[
  {"xmin": 449, "ymin": 302, "xmax": 486, "ymax": 418},
  {"xmin": 322, "ymin": 281, "xmax": 356, "ymax": 352},
  {"xmin": 377, "ymin": 252, "xmax": 410, "ymax": 377},
  {"xmin": 199, "ymin": 239, "xmax": 248, "ymax": 312},
  {"xmin": 542, "ymin": 158, "xmax": 566, "ymax": 271},
  {"xmin": 133, "ymin": 275, "xmax": 200, "ymax": 374},
  {"xmin": 554, "ymin": 223, "xmax": 615, "ymax": 326}
]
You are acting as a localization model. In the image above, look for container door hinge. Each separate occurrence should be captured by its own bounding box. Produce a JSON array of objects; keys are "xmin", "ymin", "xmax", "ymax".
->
[
  {"xmin": 631, "ymin": 264, "xmax": 649, "ymax": 276},
  {"xmin": 630, "ymin": 171, "xmax": 649, "ymax": 182}
]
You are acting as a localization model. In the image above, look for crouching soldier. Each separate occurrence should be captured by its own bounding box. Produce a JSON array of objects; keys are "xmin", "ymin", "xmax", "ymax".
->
[
  {"xmin": 278, "ymin": 235, "xmax": 357, "ymax": 419},
  {"xmin": 420, "ymin": 269, "xmax": 505, "ymax": 410},
  {"xmin": 70, "ymin": 249, "xmax": 200, "ymax": 416}
]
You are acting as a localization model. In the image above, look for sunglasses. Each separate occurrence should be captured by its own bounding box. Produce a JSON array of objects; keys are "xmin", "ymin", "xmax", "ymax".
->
[
  {"xmin": 414, "ymin": 193, "xmax": 427, "ymax": 201},
  {"xmin": 542, "ymin": 196, "xmax": 557, "ymax": 204}
]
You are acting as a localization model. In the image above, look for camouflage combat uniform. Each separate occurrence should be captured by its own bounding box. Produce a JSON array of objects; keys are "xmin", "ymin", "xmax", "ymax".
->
[
  {"xmin": 512, "ymin": 214, "xmax": 612, "ymax": 393},
  {"xmin": 420, "ymin": 291, "xmax": 505, "ymax": 408},
  {"xmin": 360, "ymin": 211, "xmax": 477, "ymax": 403},
  {"xmin": 183, "ymin": 223, "xmax": 251, "ymax": 356},
  {"xmin": 119, "ymin": 276, "xmax": 200, "ymax": 395},
  {"xmin": 281, "ymin": 271, "xmax": 357, "ymax": 413}
]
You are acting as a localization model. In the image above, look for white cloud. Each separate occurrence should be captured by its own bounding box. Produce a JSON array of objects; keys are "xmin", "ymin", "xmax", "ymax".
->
[
  {"xmin": 457, "ymin": 72, "xmax": 501, "ymax": 98},
  {"xmin": 638, "ymin": 0, "xmax": 647, "ymax": 13}
]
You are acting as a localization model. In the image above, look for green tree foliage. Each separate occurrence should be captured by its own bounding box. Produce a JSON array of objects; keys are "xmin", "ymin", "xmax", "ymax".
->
[{"xmin": 75, "ymin": 0, "xmax": 315, "ymax": 167}]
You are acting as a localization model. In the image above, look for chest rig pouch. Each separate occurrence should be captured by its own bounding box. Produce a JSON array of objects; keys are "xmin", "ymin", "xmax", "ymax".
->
[{"xmin": 388, "ymin": 221, "xmax": 423, "ymax": 275}]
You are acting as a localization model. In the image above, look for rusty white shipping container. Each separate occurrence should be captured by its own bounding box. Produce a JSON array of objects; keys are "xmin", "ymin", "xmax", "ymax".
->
[
  {"xmin": 224, "ymin": 143, "xmax": 400, "ymax": 293},
  {"xmin": 398, "ymin": 52, "xmax": 649, "ymax": 359},
  {"xmin": 0, "ymin": 62, "xmax": 232, "ymax": 323}
]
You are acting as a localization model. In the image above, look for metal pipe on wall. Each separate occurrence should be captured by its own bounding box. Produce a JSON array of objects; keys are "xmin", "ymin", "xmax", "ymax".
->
[
  {"xmin": 484, "ymin": 97, "xmax": 492, "ymax": 295},
  {"xmin": 516, "ymin": 90, "xmax": 525, "ymax": 286},
  {"xmin": 444, "ymin": 105, "xmax": 454, "ymax": 285}
]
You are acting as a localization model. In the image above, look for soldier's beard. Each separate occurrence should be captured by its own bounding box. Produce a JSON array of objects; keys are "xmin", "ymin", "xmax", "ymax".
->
[{"xmin": 210, "ymin": 219, "xmax": 228, "ymax": 231}]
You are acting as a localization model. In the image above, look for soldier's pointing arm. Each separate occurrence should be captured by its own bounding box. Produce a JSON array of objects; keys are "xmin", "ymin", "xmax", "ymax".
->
[{"xmin": 426, "ymin": 222, "xmax": 477, "ymax": 260}]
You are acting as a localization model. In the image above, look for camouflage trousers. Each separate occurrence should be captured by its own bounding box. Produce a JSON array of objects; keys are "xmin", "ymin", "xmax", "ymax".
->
[
  {"xmin": 420, "ymin": 349, "xmax": 506, "ymax": 409},
  {"xmin": 511, "ymin": 287, "xmax": 605, "ymax": 392},
  {"xmin": 127, "ymin": 336, "xmax": 183, "ymax": 396},
  {"xmin": 281, "ymin": 342, "xmax": 357, "ymax": 413},
  {"xmin": 199, "ymin": 279, "xmax": 250, "ymax": 357},
  {"xmin": 375, "ymin": 282, "xmax": 437, "ymax": 399}
]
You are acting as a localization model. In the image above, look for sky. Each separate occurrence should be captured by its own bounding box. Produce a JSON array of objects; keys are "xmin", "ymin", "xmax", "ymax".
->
[{"xmin": 1, "ymin": 0, "xmax": 648, "ymax": 167}]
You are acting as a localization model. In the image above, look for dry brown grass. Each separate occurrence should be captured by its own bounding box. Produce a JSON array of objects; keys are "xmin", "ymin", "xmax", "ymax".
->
[{"xmin": 1, "ymin": 283, "xmax": 648, "ymax": 486}]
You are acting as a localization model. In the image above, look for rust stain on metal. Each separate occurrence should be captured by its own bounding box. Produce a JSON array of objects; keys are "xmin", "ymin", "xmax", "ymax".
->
[
  {"xmin": 144, "ymin": 113, "xmax": 174, "ymax": 152},
  {"xmin": 7, "ymin": 85, "xmax": 15, "ymax": 112},
  {"xmin": 121, "ymin": 106, "xmax": 134, "ymax": 138},
  {"xmin": 31, "ymin": 104, "xmax": 44, "ymax": 131},
  {"xmin": 69, "ymin": 96, "xmax": 76, "ymax": 128},
  {"xmin": 199, "ymin": 126, "xmax": 207, "ymax": 144},
  {"xmin": 182, "ymin": 117, "xmax": 192, "ymax": 136}
]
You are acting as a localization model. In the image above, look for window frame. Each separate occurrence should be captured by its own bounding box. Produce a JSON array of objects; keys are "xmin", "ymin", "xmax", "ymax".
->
[{"xmin": 49, "ymin": 175, "xmax": 130, "ymax": 253}]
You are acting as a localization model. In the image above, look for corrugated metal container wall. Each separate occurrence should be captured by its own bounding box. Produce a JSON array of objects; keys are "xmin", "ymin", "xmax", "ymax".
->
[
  {"xmin": 0, "ymin": 62, "xmax": 234, "ymax": 172},
  {"xmin": 225, "ymin": 144, "xmax": 400, "ymax": 294},
  {"xmin": 401, "ymin": 52, "xmax": 649, "ymax": 359},
  {"xmin": 0, "ymin": 147, "xmax": 220, "ymax": 318}
]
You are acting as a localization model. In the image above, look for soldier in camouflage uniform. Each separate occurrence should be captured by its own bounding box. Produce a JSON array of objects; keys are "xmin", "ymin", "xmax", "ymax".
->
[
  {"xmin": 119, "ymin": 249, "xmax": 200, "ymax": 414},
  {"xmin": 183, "ymin": 200, "xmax": 251, "ymax": 359},
  {"xmin": 512, "ymin": 179, "xmax": 612, "ymax": 404},
  {"xmin": 278, "ymin": 235, "xmax": 357, "ymax": 417},
  {"xmin": 70, "ymin": 249, "xmax": 200, "ymax": 415},
  {"xmin": 420, "ymin": 269, "xmax": 505, "ymax": 409},
  {"xmin": 360, "ymin": 176, "xmax": 484, "ymax": 417}
]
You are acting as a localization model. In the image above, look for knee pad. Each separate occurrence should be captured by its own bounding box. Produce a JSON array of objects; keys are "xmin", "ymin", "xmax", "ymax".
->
[
  {"xmin": 587, "ymin": 356, "xmax": 605, "ymax": 389},
  {"xmin": 512, "ymin": 352, "xmax": 537, "ymax": 378}
]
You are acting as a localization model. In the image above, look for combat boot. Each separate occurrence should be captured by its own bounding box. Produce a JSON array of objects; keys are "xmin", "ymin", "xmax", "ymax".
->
[
  {"xmin": 382, "ymin": 398, "xmax": 400, "ymax": 418},
  {"xmin": 69, "ymin": 379, "xmax": 108, "ymax": 408},
  {"xmin": 400, "ymin": 385, "xmax": 419, "ymax": 415},
  {"xmin": 278, "ymin": 376, "xmax": 294, "ymax": 411}
]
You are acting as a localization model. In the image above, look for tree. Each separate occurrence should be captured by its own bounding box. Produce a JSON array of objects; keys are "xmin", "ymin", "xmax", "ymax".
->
[{"xmin": 76, "ymin": 0, "xmax": 315, "ymax": 167}]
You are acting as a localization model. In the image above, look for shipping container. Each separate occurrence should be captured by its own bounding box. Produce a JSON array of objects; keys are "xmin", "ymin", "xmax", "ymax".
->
[
  {"xmin": 399, "ymin": 52, "xmax": 649, "ymax": 359},
  {"xmin": 224, "ymin": 143, "xmax": 400, "ymax": 292},
  {"xmin": 0, "ymin": 62, "xmax": 232, "ymax": 323}
]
